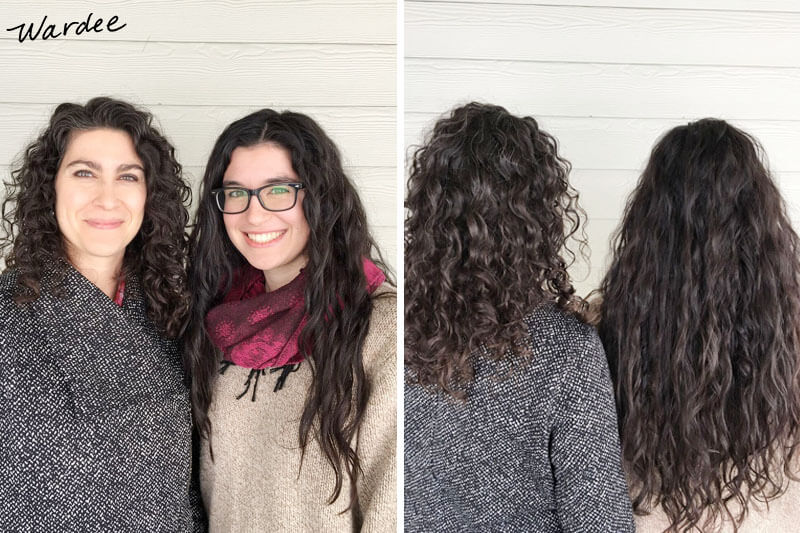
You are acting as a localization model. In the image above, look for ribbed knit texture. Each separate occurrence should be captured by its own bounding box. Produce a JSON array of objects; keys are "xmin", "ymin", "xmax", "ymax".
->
[
  {"xmin": 200, "ymin": 286, "xmax": 396, "ymax": 532},
  {"xmin": 404, "ymin": 303, "xmax": 634, "ymax": 532},
  {"xmin": 0, "ymin": 266, "xmax": 203, "ymax": 532}
]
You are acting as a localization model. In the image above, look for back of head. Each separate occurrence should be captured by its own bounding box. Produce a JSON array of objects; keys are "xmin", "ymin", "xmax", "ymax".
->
[
  {"xmin": 405, "ymin": 102, "xmax": 586, "ymax": 395},
  {"xmin": 598, "ymin": 118, "xmax": 800, "ymax": 530}
]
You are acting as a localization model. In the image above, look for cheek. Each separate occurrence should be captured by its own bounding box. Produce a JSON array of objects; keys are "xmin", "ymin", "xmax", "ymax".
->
[
  {"xmin": 131, "ymin": 188, "xmax": 147, "ymax": 220},
  {"xmin": 53, "ymin": 180, "xmax": 82, "ymax": 218},
  {"xmin": 221, "ymin": 213, "xmax": 243, "ymax": 247},
  {"xmin": 288, "ymin": 205, "xmax": 311, "ymax": 248},
  {"xmin": 222, "ymin": 213, "xmax": 236, "ymax": 235}
]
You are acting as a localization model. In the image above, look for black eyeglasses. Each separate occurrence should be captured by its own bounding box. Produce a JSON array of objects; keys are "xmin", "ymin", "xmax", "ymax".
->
[{"xmin": 211, "ymin": 183, "xmax": 305, "ymax": 214}]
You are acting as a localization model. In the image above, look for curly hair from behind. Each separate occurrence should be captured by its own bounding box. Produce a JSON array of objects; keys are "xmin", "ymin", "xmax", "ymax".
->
[
  {"xmin": 598, "ymin": 118, "xmax": 800, "ymax": 532},
  {"xmin": 404, "ymin": 102, "xmax": 587, "ymax": 396},
  {"xmin": 0, "ymin": 96, "xmax": 191, "ymax": 338}
]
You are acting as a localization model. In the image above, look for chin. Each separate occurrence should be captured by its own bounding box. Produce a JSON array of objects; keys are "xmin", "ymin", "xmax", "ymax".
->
[
  {"xmin": 82, "ymin": 241, "xmax": 129, "ymax": 257},
  {"xmin": 243, "ymin": 258, "xmax": 282, "ymax": 272}
]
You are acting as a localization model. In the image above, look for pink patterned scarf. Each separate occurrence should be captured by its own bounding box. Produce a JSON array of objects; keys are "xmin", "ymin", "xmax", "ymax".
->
[{"xmin": 206, "ymin": 258, "xmax": 386, "ymax": 370}]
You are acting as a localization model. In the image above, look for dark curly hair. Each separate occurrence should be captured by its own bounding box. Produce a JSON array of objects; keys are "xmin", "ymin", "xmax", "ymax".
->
[
  {"xmin": 184, "ymin": 109, "xmax": 392, "ymax": 510},
  {"xmin": 0, "ymin": 96, "xmax": 191, "ymax": 338},
  {"xmin": 597, "ymin": 118, "xmax": 800, "ymax": 532},
  {"xmin": 404, "ymin": 102, "xmax": 587, "ymax": 396}
]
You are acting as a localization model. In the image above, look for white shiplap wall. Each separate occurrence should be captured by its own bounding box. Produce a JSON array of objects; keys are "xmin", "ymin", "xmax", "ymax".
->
[
  {"xmin": 0, "ymin": 0, "xmax": 397, "ymax": 270},
  {"xmin": 405, "ymin": 0, "xmax": 800, "ymax": 294}
]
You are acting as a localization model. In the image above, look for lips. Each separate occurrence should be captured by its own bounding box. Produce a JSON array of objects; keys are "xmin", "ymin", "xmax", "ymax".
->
[{"xmin": 85, "ymin": 218, "xmax": 124, "ymax": 229}]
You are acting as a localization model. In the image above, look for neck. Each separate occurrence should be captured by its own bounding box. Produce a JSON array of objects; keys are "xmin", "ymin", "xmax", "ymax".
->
[
  {"xmin": 262, "ymin": 255, "xmax": 308, "ymax": 292},
  {"xmin": 263, "ymin": 269, "xmax": 297, "ymax": 292},
  {"xmin": 68, "ymin": 253, "xmax": 124, "ymax": 299}
]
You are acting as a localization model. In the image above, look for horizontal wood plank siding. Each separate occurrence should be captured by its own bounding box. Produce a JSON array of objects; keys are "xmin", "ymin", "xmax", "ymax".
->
[
  {"xmin": 406, "ymin": 0, "xmax": 800, "ymax": 292},
  {"xmin": 406, "ymin": 3, "xmax": 800, "ymax": 67},
  {"xmin": 1, "ymin": 1, "xmax": 397, "ymax": 268},
  {"xmin": 0, "ymin": 1, "xmax": 395, "ymax": 43}
]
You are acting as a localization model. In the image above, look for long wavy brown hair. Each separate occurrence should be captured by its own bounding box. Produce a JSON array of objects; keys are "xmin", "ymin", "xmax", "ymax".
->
[
  {"xmin": 598, "ymin": 118, "xmax": 800, "ymax": 532},
  {"xmin": 0, "ymin": 96, "xmax": 191, "ymax": 338},
  {"xmin": 405, "ymin": 102, "xmax": 587, "ymax": 395},
  {"xmin": 183, "ymin": 109, "xmax": 392, "ymax": 511}
]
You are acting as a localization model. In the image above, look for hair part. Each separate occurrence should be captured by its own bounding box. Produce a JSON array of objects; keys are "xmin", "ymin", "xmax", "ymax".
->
[
  {"xmin": 598, "ymin": 118, "xmax": 800, "ymax": 531},
  {"xmin": 184, "ymin": 109, "xmax": 392, "ymax": 511},
  {"xmin": 0, "ymin": 96, "xmax": 191, "ymax": 338},
  {"xmin": 404, "ymin": 102, "xmax": 587, "ymax": 396}
]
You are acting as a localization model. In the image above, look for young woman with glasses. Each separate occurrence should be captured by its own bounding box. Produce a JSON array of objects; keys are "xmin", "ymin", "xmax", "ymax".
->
[{"xmin": 183, "ymin": 109, "xmax": 396, "ymax": 531}]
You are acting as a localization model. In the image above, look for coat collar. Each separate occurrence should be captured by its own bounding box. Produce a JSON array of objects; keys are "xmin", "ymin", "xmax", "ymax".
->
[
  {"xmin": 38, "ymin": 260, "xmax": 147, "ymax": 325},
  {"xmin": 32, "ymin": 261, "xmax": 184, "ymax": 413}
]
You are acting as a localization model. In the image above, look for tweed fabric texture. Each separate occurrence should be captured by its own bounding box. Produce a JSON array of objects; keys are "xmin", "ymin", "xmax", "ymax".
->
[
  {"xmin": 0, "ymin": 266, "xmax": 204, "ymax": 532},
  {"xmin": 404, "ymin": 303, "xmax": 634, "ymax": 532},
  {"xmin": 199, "ymin": 285, "xmax": 397, "ymax": 532}
]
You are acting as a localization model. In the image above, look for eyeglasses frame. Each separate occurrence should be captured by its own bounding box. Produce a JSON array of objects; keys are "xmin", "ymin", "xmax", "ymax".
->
[{"xmin": 210, "ymin": 182, "xmax": 305, "ymax": 214}]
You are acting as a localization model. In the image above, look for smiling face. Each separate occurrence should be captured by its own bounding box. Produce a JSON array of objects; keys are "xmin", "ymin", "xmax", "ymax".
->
[
  {"xmin": 54, "ymin": 128, "xmax": 147, "ymax": 273},
  {"xmin": 222, "ymin": 142, "xmax": 311, "ymax": 291}
]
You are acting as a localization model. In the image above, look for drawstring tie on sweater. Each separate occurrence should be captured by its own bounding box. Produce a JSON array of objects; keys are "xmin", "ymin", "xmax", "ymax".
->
[{"xmin": 219, "ymin": 361, "xmax": 302, "ymax": 400}]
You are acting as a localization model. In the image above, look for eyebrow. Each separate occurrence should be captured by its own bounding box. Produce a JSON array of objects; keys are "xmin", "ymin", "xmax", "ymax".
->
[
  {"xmin": 117, "ymin": 163, "xmax": 145, "ymax": 172},
  {"xmin": 222, "ymin": 176, "xmax": 296, "ymax": 186},
  {"xmin": 65, "ymin": 160, "xmax": 144, "ymax": 172},
  {"xmin": 65, "ymin": 159, "xmax": 100, "ymax": 170}
]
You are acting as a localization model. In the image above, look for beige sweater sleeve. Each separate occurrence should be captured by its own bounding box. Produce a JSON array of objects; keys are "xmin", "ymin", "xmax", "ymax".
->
[{"xmin": 357, "ymin": 291, "xmax": 397, "ymax": 532}]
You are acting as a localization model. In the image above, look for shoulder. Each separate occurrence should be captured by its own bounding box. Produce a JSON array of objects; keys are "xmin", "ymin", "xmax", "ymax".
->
[
  {"xmin": 363, "ymin": 282, "xmax": 397, "ymax": 382},
  {"xmin": 370, "ymin": 282, "xmax": 396, "ymax": 330},
  {"xmin": 492, "ymin": 302, "xmax": 609, "ymax": 398},
  {"xmin": 0, "ymin": 268, "xmax": 17, "ymax": 295},
  {"xmin": 633, "ymin": 508, "xmax": 673, "ymax": 533},
  {"xmin": 525, "ymin": 302, "xmax": 596, "ymax": 343},
  {"xmin": 0, "ymin": 269, "xmax": 40, "ymax": 352},
  {"xmin": 523, "ymin": 302, "xmax": 605, "ymax": 366},
  {"xmin": 0, "ymin": 269, "xmax": 22, "ymax": 313}
]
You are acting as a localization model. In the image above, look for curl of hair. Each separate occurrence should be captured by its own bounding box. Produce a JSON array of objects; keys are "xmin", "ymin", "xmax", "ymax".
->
[
  {"xmin": 404, "ymin": 102, "xmax": 587, "ymax": 396},
  {"xmin": 0, "ymin": 96, "xmax": 191, "ymax": 338},
  {"xmin": 184, "ymin": 109, "xmax": 392, "ymax": 510},
  {"xmin": 597, "ymin": 118, "xmax": 800, "ymax": 532}
]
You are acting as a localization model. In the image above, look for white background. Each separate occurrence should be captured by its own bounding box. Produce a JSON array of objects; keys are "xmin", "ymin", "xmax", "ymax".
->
[
  {"xmin": 0, "ymin": 0, "xmax": 397, "ymax": 270},
  {"xmin": 405, "ymin": 0, "xmax": 800, "ymax": 294}
]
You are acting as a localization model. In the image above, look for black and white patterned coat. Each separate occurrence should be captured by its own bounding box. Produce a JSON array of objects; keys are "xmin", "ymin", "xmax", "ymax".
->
[
  {"xmin": 404, "ymin": 303, "xmax": 635, "ymax": 532},
  {"xmin": 0, "ymin": 266, "xmax": 204, "ymax": 532}
]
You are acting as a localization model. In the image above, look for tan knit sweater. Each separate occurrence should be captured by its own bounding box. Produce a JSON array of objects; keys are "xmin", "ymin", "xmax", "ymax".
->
[
  {"xmin": 634, "ymin": 471, "xmax": 800, "ymax": 532},
  {"xmin": 200, "ymin": 286, "xmax": 396, "ymax": 532}
]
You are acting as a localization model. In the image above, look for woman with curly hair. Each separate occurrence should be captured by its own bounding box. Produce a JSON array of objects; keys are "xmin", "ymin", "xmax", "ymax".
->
[
  {"xmin": 598, "ymin": 118, "xmax": 800, "ymax": 532},
  {"xmin": 183, "ymin": 109, "xmax": 396, "ymax": 531},
  {"xmin": 404, "ymin": 102, "xmax": 634, "ymax": 532},
  {"xmin": 0, "ymin": 97, "xmax": 203, "ymax": 530}
]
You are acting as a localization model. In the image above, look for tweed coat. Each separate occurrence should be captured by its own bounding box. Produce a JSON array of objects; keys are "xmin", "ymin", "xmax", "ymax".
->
[
  {"xmin": 404, "ymin": 303, "xmax": 634, "ymax": 532},
  {"xmin": 0, "ymin": 265, "xmax": 204, "ymax": 532}
]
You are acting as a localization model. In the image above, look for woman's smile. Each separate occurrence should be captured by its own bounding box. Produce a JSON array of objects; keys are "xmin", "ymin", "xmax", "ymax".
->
[{"xmin": 244, "ymin": 230, "xmax": 286, "ymax": 245}]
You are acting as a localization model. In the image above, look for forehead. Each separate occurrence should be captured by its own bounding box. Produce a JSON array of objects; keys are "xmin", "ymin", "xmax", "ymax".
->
[
  {"xmin": 62, "ymin": 128, "xmax": 142, "ymax": 164},
  {"xmin": 223, "ymin": 143, "xmax": 297, "ymax": 184}
]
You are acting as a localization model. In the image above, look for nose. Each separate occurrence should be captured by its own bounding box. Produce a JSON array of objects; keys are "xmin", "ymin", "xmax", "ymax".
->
[
  {"xmin": 243, "ymin": 194, "xmax": 273, "ymax": 224},
  {"xmin": 94, "ymin": 179, "xmax": 121, "ymax": 209}
]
